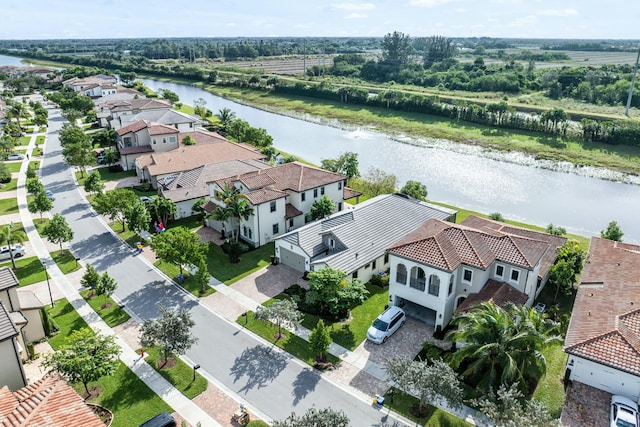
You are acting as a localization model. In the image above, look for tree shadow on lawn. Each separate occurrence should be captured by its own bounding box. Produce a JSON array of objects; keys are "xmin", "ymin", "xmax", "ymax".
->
[
  {"xmin": 230, "ymin": 345, "xmax": 288, "ymax": 394},
  {"xmin": 291, "ymin": 367, "xmax": 320, "ymax": 407},
  {"xmin": 330, "ymin": 324, "xmax": 356, "ymax": 350}
]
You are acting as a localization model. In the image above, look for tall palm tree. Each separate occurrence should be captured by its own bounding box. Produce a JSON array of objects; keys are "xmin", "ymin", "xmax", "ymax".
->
[
  {"xmin": 0, "ymin": 225, "xmax": 27, "ymax": 270},
  {"xmin": 215, "ymin": 108, "xmax": 236, "ymax": 133},
  {"xmin": 227, "ymin": 197, "xmax": 254, "ymax": 243},
  {"xmin": 7, "ymin": 103, "xmax": 29, "ymax": 132},
  {"xmin": 448, "ymin": 302, "xmax": 560, "ymax": 392},
  {"xmin": 213, "ymin": 182, "xmax": 253, "ymax": 242}
]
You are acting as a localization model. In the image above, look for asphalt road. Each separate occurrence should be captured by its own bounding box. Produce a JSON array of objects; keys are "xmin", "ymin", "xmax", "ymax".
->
[{"xmin": 40, "ymin": 104, "xmax": 407, "ymax": 427}]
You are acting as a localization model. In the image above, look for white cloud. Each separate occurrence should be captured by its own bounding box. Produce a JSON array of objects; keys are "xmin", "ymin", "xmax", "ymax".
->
[
  {"xmin": 409, "ymin": 0, "xmax": 456, "ymax": 7},
  {"xmin": 346, "ymin": 13, "xmax": 367, "ymax": 19},
  {"xmin": 332, "ymin": 2, "xmax": 375, "ymax": 10},
  {"xmin": 538, "ymin": 8, "xmax": 579, "ymax": 17},
  {"xmin": 454, "ymin": 8, "xmax": 467, "ymax": 12}
]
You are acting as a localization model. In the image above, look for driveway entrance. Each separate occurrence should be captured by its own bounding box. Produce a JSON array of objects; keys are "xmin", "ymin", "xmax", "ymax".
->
[{"xmin": 402, "ymin": 300, "xmax": 436, "ymax": 326}]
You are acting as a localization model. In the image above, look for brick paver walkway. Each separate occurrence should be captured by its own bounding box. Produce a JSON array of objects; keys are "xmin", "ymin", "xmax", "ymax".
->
[{"xmin": 561, "ymin": 381, "xmax": 611, "ymax": 427}]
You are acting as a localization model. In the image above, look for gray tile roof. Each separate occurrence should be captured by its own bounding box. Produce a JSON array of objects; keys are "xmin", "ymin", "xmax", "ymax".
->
[
  {"xmin": 277, "ymin": 194, "xmax": 456, "ymax": 274},
  {"xmin": 118, "ymin": 109, "xmax": 198, "ymax": 128},
  {"xmin": 0, "ymin": 267, "xmax": 19, "ymax": 292},
  {"xmin": 0, "ymin": 301, "xmax": 18, "ymax": 342}
]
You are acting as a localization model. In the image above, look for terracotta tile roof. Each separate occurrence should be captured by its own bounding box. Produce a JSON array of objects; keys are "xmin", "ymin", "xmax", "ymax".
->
[
  {"xmin": 343, "ymin": 187, "xmax": 362, "ymax": 200},
  {"xmin": 117, "ymin": 119, "xmax": 148, "ymax": 136},
  {"xmin": 119, "ymin": 145, "xmax": 153, "ymax": 155},
  {"xmin": 148, "ymin": 123, "xmax": 179, "ymax": 136},
  {"xmin": 285, "ymin": 203, "xmax": 303, "ymax": 219},
  {"xmin": 455, "ymin": 279, "xmax": 529, "ymax": 313},
  {"xmin": 243, "ymin": 188, "xmax": 287, "ymax": 205},
  {"xmin": 178, "ymin": 131, "xmax": 228, "ymax": 145},
  {"xmin": 140, "ymin": 139, "xmax": 266, "ymax": 177},
  {"xmin": 0, "ymin": 267, "xmax": 19, "ymax": 292},
  {"xmin": 387, "ymin": 219, "xmax": 549, "ymax": 272},
  {"xmin": 564, "ymin": 237, "xmax": 640, "ymax": 376},
  {"xmin": 202, "ymin": 200, "xmax": 217, "ymax": 214},
  {"xmin": 461, "ymin": 216, "xmax": 567, "ymax": 279},
  {"xmin": 0, "ymin": 374, "xmax": 104, "ymax": 427}
]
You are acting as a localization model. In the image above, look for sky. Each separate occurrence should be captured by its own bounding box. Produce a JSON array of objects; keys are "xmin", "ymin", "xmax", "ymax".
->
[{"xmin": 0, "ymin": 0, "xmax": 636, "ymax": 40}]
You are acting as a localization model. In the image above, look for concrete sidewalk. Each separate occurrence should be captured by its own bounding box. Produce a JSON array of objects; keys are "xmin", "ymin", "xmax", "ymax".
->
[{"xmin": 19, "ymin": 111, "xmax": 222, "ymax": 427}]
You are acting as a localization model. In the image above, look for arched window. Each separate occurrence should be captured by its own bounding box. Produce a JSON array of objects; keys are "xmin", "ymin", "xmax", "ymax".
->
[
  {"xmin": 428, "ymin": 274, "xmax": 440, "ymax": 296},
  {"xmin": 396, "ymin": 263, "xmax": 407, "ymax": 284},
  {"xmin": 410, "ymin": 266, "xmax": 426, "ymax": 291},
  {"xmin": 448, "ymin": 275, "xmax": 454, "ymax": 296}
]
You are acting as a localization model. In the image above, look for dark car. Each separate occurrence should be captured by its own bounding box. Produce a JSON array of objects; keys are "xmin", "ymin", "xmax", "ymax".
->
[{"xmin": 138, "ymin": 412, "xmax": 176, "ymax": 427}]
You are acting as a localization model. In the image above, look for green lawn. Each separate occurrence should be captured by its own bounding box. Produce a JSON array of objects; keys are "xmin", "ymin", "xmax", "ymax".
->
[
  {"xmin": 285, "ymin": 283, "xmax": 388, "ymax": 351},
  {"xmin": 0, "ymin": 198, "xmax": 18, "ymax": 215},
  {"xmin": 16, "ymin": 136, "xmax": 30, "ymax": 146},
  {"xmin": 80, "ymin": 289, "xmax": 131, "ymax": 328},
  {"xmin": 384, "ymin": 388, "xmax": 473, "ymax": 427},
  {"xmin": 140, "ymin": 346, "xmax": 208, "ymax": 399},
  {"xmin": 47, "ymin": 299, "xmax": 173, "ymax": 427},
  {"xmin": 237, "ymin": 310, "xmax": 340, "ymax": 367},
  {"xmin": 153, "ymin": 260, "xmax": 215, "ymax": 297},
  {"xmin": 50, "ymin": 249, "xmax": 82, "ymax": 274},
  {"xmin": 36, "ymin": 135, "xmax": 45, "ymax": 145},
  {"xmin": 33, "ymin": 217, "xmax": 51, "ymax": 234},
  {"xmin": 0, "ymin": 179, "xmax": 17, "ymax": 192},
  {"xmin": 0, "ymin": 256, "xmax": 46, "ymax": 286},
  {"xmin": 205, "ymin": 241, "xmax": 274, "ymax": 284},
  {"xmin": 109, "ymin": 221, "xmax": 144, "ymax": 249},
  {"xmin": 168, "ymin": 215, "xmax": 203, "ymax": 232},
  {"xmin": 76, "ymin": 166, "xmax": 135, "ymax": 184},
  {"xmin": 5, "ymin": 162, "xmax": 23, "ymax": 173},
  {"xmin": 29, "ymin": 160, "xmax": 40, "ymax": 170}
]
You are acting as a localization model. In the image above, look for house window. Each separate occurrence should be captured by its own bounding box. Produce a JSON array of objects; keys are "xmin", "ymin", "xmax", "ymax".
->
[
  {"xmin": 338, "ymin": 181, "xmax": 342, "ymax": 190},
  {"xmin": 352, "ymin": 270, "xmax": 358, "ymax": 279},
  {"xmin": 152, "ymin": 139, "xmax": 157, "ymax": 145},
  {"xmin": 288, "ymin": 218, "xmax": 294, "ymax": 228},
  {"xmin": 270, "ymin": 201, "xmax": 276, "ymax": 212},
  {"xmin": 365, "ymin": 263, "xmax": 370, "ymax": 269},
  {"xmin": 169, "ymin": 136, "xmax": 176, "ymax": 143},
  {"xmin": 410, "ymin": 267, "xmax": 426, "ymax": 291},
  {"xmin": 314, "ymin": 188, "xmax": 318, "ymax": 198},
  {"xmin": 495, "ymin": 264, "xmax": 504, "ymax": 279},
  {"xmin": 162, "ymin": 138, "xmax": 167, "ymax": 144},
  {"xmin": 301, "ymin": 192, "xmax": 306, "ymax": 202},
  {"xmin": 372, "ymin": 260, "xmax": 377, "ymax": 269},
  {"xmin": 123, "ymin": 137, "xmax": 132, "ymax": 147},
  {"xmin": 248, "ymin": 228, "xmax": 252, "ymax": 239},
  {"xmin": 510, "ymin": 269, "xmax": 520, "ymax": 283},
  {"xmin": 448, "ymin": 275, "xmax": 454, "ymax": 296},
  {"xmin": 396, "ymin": 264, "xmax": 407, "ymax": 284},
  {"xmin": 272, "ymin": 224, "xmax": 279, "ymax": 234},
  {"xmin": 243, "ymin": 226, "xmax": 247, "ymax": 237},
  {"xmin": 428, "ymin": 275, "xmax": 440, "ymax": 296},
  {"xmin": 337, "ymin": 202, "xmax": 342, "ymax": 211},
  {"xmin": 321, "ymin": 186, "xmax": 325, "ymax": 195},
  {"xmin": 189, "ymin": 123, "xmax": 193, "ymax": 128},
  {"xmin": 384, "ymin": 253, "xmax": 389, "ymax": 264},
  {"xmin": 463, "ymin": 268, "xmax": 473, "ymax": 283}
]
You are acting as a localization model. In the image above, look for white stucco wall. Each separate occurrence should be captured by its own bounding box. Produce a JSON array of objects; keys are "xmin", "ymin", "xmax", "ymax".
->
[
  {"xmin": 567, "ymin": 355, "xmax": 640, "ymax": 400},
  {"xmin": 150, "ymin": 134, "xmax": 179, "ymax": 153},
  {"xmin": 0, "ymin": 339, "xmax": 26, "ymax": 391}
]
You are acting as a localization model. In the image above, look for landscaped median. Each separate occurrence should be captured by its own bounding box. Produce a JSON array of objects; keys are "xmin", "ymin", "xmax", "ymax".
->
[{"xmin": 46, "ymin": 299, "xmax": 173, "ymax": 427}]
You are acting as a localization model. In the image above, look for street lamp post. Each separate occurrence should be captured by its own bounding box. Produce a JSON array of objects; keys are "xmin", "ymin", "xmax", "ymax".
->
[
  {"xmin": 43, "ymin": 260, "xmax": 53, "ymax": 307},
  {"xmin": 193, "ymin": 364, "xmax": 200, "ymax": 381}
]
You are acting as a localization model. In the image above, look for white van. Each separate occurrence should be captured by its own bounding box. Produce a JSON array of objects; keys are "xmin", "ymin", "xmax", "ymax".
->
[{"xmin": 367, "ymin": 306, "xmax": 406, "ymax": 344}]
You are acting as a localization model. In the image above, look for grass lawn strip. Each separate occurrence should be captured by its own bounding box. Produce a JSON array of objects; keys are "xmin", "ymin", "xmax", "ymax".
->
[
  {"xmin": 139, "ymin": 346, "xmax": 208, "ymax": 399},
  {"xmin": 237, "ymin": 310, "xmax": 340, "ymax": 367},
  {"xmin": 384, "ymin": 388, "xmax": 473, "ymax": 427},
  {"xmin": 50, "ymin": 249, "xmax": 82, "ymax": 274},
  {"xmin": 1, "ymin": 256, "xmax": 46, "ymax": 286},
  {"xmin": 205, "ymin": 241, "xmax": 274, "ymax": 284},
  {"xmin": 47, "ymin": 299, "xmax": 172, "ymax": 427},
  {"xmin": 0, "ymin": 197, "xmax": 18, "ymax": 215},
  {"xmin": 153, "ymin": 260, "xmax": 215, "ymax": 297},
  {"xmin": 109, "ymin": 221, "xmax": 144, "ymax": 249},
  {"xmin": 80, "ymin": 289, "xmax": 131, "ymax": 328},
  {"xmin": 0, "ymin": 178, "xmax": 18, "ymax": 192}
]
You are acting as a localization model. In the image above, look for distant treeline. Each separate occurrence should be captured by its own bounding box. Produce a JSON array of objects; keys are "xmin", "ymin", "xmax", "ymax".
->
[{"xmin": 541, "ymin": 42, "xmax": 639, "ymax": 52}]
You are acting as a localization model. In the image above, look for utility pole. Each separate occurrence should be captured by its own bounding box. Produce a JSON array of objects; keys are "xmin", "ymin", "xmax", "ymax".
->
[{"xmin": 625, "ymin": 45, "xmax": 640, "ymax": 117}]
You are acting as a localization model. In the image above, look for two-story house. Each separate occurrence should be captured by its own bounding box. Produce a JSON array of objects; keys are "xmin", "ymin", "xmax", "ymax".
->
[
  {"xmin": 206, "ymin": 162, "xmax": 348, "ymax": 247},
  {"xmin": 62, "ymin": 74, "xmax": 117, "ymax": 92},
  {"xmin": 275, "ymin": 193, "xmax": 457, "ymax": 283},
  {"xmin": 386, "ymin": 217, "xmax": 565, "ymax": 331}
]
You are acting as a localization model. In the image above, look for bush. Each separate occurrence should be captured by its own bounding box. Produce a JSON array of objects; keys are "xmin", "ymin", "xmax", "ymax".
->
[
  {"xmin": 27, "ymin": 342, "xmax": 35, "ymax": 359},
  {"xmin": 417, "ymin": 342, "xmax": 445, "ymax": 362},
  {"xmin": 369, "ymin": 273, "xmax": 389, "ymax": 288},
  {"xmin": 108, "ymin": 164, "xmax": 123, "ymax": 172}
]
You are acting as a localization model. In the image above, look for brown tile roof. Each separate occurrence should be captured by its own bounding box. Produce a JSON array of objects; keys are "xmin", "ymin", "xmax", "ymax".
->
[
  {"xmin": 564, "ymin": 237, "xmax": 640, "ymax": 376},
  {"xmin": 117, "ymin": 119, "xmax": 148, "ymax": 136},
  {"xmin": 0, "ymin": 267, "xmax": 19, "ymax": 292},
  {"xmin": 108, "ymin": 98, "xmax": 172, "ymax": 113},
  {"xmin": 285, "ymin": 203, "xmax": 303, "ymax": 219},
  {"xmin": 244, "ymin": 188, "xmax": 287, "ymax": 205},
  {"xmin": 461, "ymin": 215, "xmax": 567, "ymax": 279},
  {"xmin": 141, "ymin": 139, "xmax": 266, "ymax": 177},
  {"xmin": 148, "ymin": 123, "xmax": 179, "ymax": 136},
  {"xmin": 202, "ymin": 200, "xmax": 217, "ymax": 214},
  {"xmin": 178, "ymin": 131, "xmax": 228, "ymax": 145},
  {"xmin": 455, "ymin": 279, "xmax": 529, "ymax": 313},
  {"xmin": 119, "ymin": 145, "xmax": 153, "ymax": 155},
  {"xmin": 387, "ymin": 218, "xmax": 549, "ymax": 272},
  {"xmin": 0, "ymin": 375, "xmax": 103, "ymax": 427},
  {"xmin": 343, "ymin": 187, "xmax": 362, "ymax": 200}
]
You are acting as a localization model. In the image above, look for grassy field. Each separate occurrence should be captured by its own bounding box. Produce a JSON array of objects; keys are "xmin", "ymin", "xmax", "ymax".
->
[
  {"xmin": 1, "ymin": 256, "xmax": 46, "ymax": 286},
  {"xmin": 80, "ymin": 289, "xmax": 131, "ymax": 328},
  {"xmin": 199, "ymin": 83, "xmax": 640, "ymax": 175},
  {"xmin": 205, "ymin": 241, "xmax": 274, "ymax": 284},
  {"xmin": 5, "ymin": 162, "xmax": 23, "ymax": 173},
  {"xmin": 47, "ymin": 299, "xmax": 173, "ymax": 427},
  {"xmin": 76, "ymin": 167, "xmax": 135, "ymax": 186},
  {"xmin": 139, "ymin": 346, "xmax": 208, "ymax": 399}
]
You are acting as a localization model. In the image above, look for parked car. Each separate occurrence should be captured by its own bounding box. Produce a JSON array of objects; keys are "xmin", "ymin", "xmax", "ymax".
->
[
  {"xmin": 96, "ymin": 155, "xmax": 105, "ymax": 164},
  {"xmin": 534, "ymin": 303, "xmax": 546, "ymax": 313},
  {"xmin": 0, "ymin": 244, "xmax": 25, "ymax": 261},
  {"xmin": 367, "ymin": 306, "xmax": 406, "ymax": 344},
  {"xmin": 45, "ymin": 190, "xmax": 55, "ymax": 201},
  {"xmin": 7, "ymin": 153, "xmax": 25, "ymax": 161},
  {"xmin": 611, "ymin": 395, "xmax": 639, "ymax": 427},
  {"xmin": 138, "ymin": 412, "xmax": 176, "ymax": 427},
  {"xmin": 140, "ymin": 196, "xmax": 156, "ymax": 204}
]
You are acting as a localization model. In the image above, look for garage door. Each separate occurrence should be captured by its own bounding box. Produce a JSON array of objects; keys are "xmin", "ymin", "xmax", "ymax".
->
[{"xmin": 280, "ymin": 248, "xmax": 306, "ymax": 272}]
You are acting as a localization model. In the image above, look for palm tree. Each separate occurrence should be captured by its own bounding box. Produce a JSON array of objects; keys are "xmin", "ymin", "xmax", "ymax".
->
[
  {"xmin": 0, "ymin": 225, "xmax": 27, "ymax": 270},
  {"xmin": 7, "ymin": 103, "xmax": 29, "ymax": 132},
  {"xmin": 227, "ymin": 197, "xmax": 254, "ymax": 243},
  {"xmin": 213, "ymin": 182, "xmax": 253, "ymax": 242},
  {"xmin": 215, "ymin": 108, "xmax": 236, "ymax": 133},
  {"xmin": 448, "ymin": 302, "xmax": 560, "ymax": 392}
]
